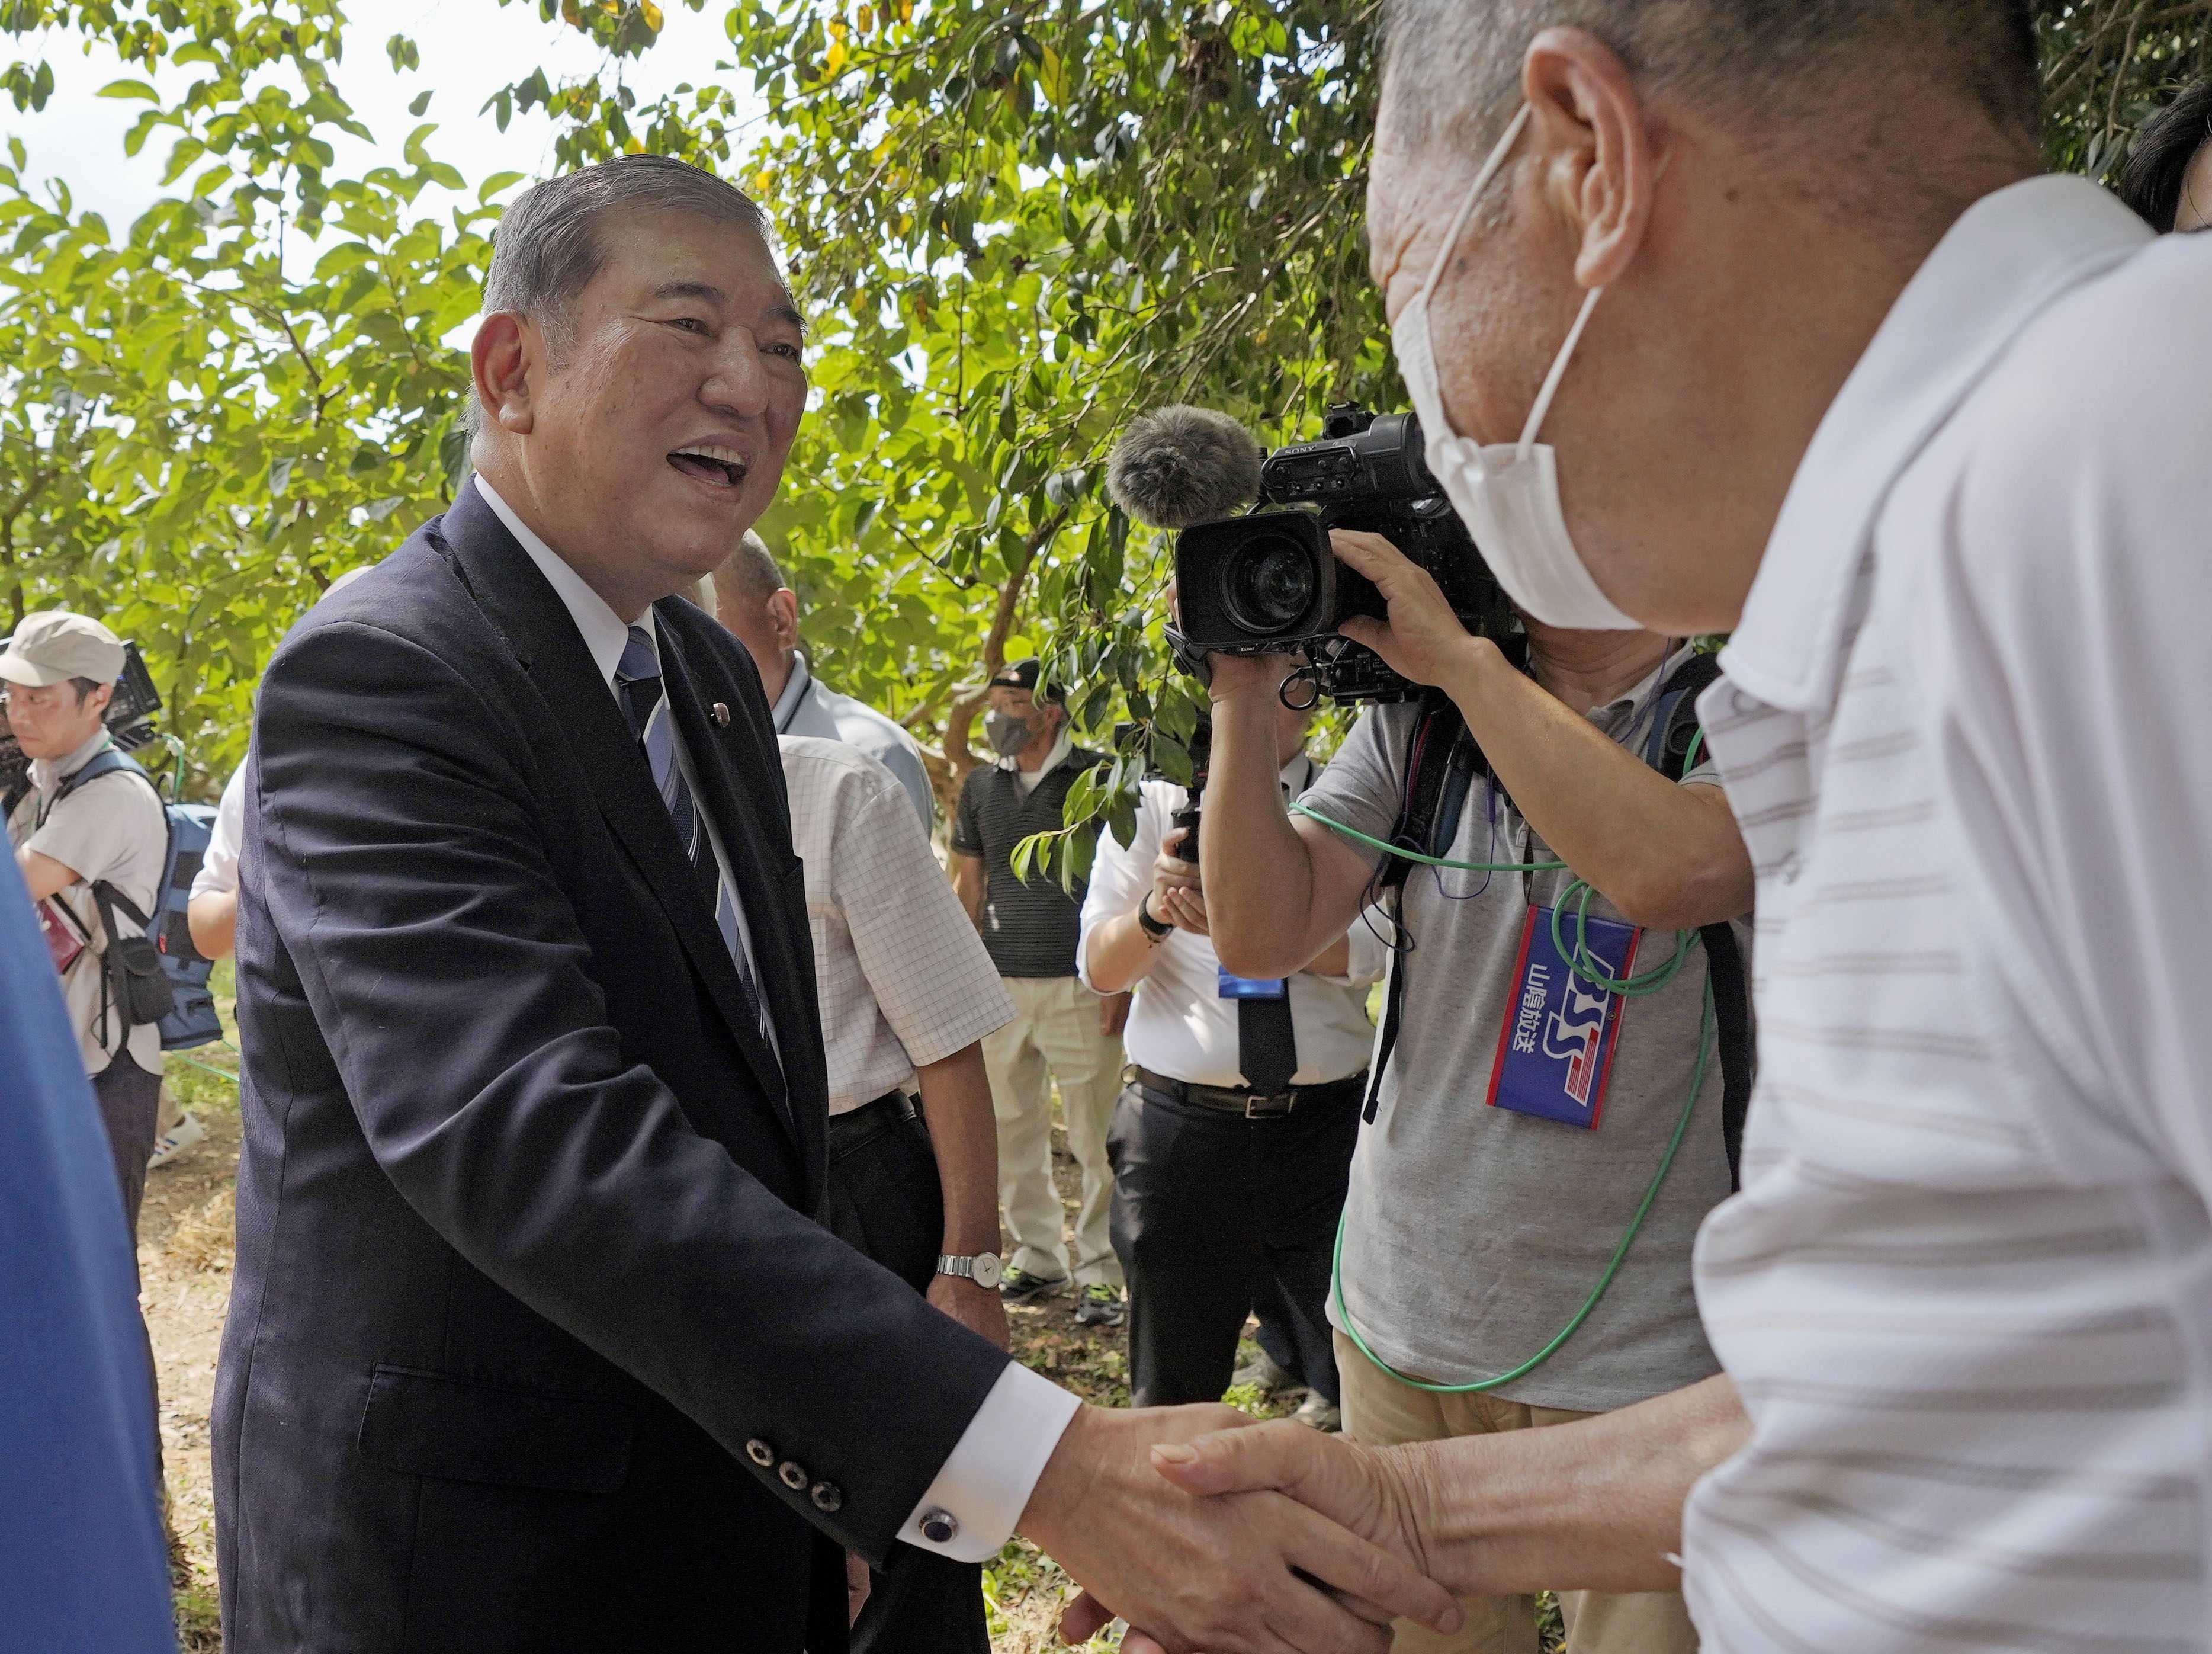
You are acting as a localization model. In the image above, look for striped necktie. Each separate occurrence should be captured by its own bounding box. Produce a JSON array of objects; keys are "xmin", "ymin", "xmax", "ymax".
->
[{"xmin": 614, "ymin": 625, "xmax": 773, "ymax": 1053}]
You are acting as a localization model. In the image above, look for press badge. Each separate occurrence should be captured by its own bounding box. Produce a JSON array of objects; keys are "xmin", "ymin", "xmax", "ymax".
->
[
  {"xmin": 1217, "ymin": 966, "xmax": 1288, "ymax": 1001},
  {"xmin": 1485, "ymin": 906, "xmax": 1641, "ymax": 1130}
]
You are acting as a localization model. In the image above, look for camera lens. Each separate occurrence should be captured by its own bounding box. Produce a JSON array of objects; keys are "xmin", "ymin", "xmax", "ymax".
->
[{"xmin": 1222, "ymin": 533, "xmax": 1318, "ymax": 637}]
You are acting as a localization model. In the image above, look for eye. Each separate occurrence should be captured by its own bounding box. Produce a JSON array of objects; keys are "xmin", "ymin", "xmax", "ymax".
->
[
  {"xmin": 764, "ymin": 341, "xmax": 803, "ymax": 361},
  {"xmin": 669, "ymin": 316, "xmax": 709, "ymax": 335}
]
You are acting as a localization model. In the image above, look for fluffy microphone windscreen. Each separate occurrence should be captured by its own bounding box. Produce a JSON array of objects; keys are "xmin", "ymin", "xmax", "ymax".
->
[{"xmin": 1105, "ymin": 405, "xmax": 1264, "ymax": 530}]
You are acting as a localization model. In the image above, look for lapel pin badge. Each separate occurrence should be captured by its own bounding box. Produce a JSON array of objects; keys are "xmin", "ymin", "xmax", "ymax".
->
[{"xmin": 710, "ymin": 701, "xmax": 731, "ymax": 729}]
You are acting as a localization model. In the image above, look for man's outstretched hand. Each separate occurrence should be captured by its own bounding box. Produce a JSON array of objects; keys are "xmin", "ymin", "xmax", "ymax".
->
[{"xmin": 1021, "ymin": 1405, "xmax": 1459, "ymax": 1653}]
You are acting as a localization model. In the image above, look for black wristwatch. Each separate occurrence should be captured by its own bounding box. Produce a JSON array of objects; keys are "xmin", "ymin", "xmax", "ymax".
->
[{"xmin": 1137, "ymin": 893, "xmax": 1174, "ymax": 942}]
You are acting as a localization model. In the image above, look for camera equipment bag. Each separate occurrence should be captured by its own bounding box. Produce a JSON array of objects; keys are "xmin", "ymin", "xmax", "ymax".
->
[
  {"xmin": 44, "ymin": 748, "xmax": 223, "ymax": 1051},
  {"xmin": 1365, "ymin": 649, "xmax": 1757, "ymax": 1186}
]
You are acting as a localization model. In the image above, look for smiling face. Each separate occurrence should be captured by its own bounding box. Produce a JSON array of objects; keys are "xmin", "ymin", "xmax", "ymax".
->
[{"xmin": 473, "ymin": 208, "xmax": 808, "ymax": 620}]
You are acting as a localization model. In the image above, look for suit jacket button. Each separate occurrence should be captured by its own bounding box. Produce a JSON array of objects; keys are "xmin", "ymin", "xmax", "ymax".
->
[
  {"xmin": 778, "ymin": 1460, "xmax": 809, "ymax": 1491},
  {"xmin": 711, "ymin": 701, "xmax": 731, "ymax": 727},
  {"xmin": 919, "ymin": 1508, "xmax": 958, "ymax": 1545},
  {"xmin": 810, "ymin": 1481, "xmax": 843, "ymax": 1514},
  {"xmin": 745, "ymin": 1439, "xmax": 775, "ymax": 1468}
]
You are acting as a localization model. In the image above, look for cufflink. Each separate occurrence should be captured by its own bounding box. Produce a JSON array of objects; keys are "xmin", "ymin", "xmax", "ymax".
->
[
  {"xmin": 919, "ymin": 1507, "xmax": 958, "ymax": 1544},
  {"xmin": 711, "ymin": 701, "xmax": 731, "ymax": 728}
]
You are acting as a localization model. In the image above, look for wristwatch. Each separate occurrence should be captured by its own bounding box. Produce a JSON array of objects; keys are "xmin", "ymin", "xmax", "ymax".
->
[
  {"xmin": 1136, "ymin": 893, "xmax": 1174, "ymax": 942},
  {"xmin": 935, "ymin": 1251, "xmax": 1004, "ymax": 1291}
]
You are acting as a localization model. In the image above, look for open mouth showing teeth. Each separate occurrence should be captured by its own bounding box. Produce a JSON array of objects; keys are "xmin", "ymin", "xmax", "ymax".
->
[{"xmin": 669, "ymin": 445, "xmax": 750, "ymax": 488}]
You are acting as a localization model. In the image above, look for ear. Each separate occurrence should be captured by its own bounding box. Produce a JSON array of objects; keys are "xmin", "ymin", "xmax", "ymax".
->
[
  {"xmin": 1523, "ymin": 28, "xmax": 1661, "ymax": 290},
  {"xmin": 768, "ymin": 587, "xmax": 800, "ymax": 650},
  {"xmin": 471, "ymin": 311, "xmax": 540, "ymax": 436}
]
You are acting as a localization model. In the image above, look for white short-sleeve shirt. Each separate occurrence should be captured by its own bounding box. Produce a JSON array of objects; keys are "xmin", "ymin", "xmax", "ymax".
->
[
  {"xmin": 1682, "ymin": 179, "xmax": 2212, "ymax": 1649},
  {"xmin": 8, "ymin": 730, "xmax": 170, "ymax": 1076},
  {"xmin": 777, "ymin": 735, "xmax": 1012, "ymax": 1111}
]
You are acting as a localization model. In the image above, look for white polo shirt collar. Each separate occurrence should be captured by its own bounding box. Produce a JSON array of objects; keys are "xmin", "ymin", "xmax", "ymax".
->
[{"xmin": 1722, "ymin": 175, "xmax": 2147, "ymax": 715}]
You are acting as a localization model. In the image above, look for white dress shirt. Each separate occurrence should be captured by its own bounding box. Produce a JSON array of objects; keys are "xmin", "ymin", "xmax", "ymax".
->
[
  {"xmin": 779, "ymin": 735, "xmax": 1012, "ymax": 1111},
  {"xmin": 190, "ymin": 761, "xmax": 248, "ymax": 901},
  {"xmin": 1681, "ymin": 181, "xmax": 2212, "ymax": 1647},
  {"xmin": 1076, "ymin": 757, "xmax": 1388, "ymax": 1088},
  {"xmin": 477, "ymin": 479, "xmax": 772, "ymax": 1020},
  {"xmin": 479, "ymin": 478, "xmax": 1077, "ymax": 1563}
]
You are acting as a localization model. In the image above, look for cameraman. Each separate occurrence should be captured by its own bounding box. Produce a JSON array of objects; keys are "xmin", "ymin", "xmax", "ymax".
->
[
  {"xmin": 2, "ymin": 613, "xmax": 170, "ymax": 1248},
  {"xmin": 1198, "ymin": 539, "xmax": 1752, "ymax": 1654},
  {"xmin": 1078, "ymin": 672, "xmax": 1385, "ymax": 1425}
]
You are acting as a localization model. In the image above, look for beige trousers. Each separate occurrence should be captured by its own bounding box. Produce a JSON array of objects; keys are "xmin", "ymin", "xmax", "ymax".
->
[
  {"xmin": 983, "ymin": 975, "xmax": 1124, "ymax": 1287},
  {"xmin": 1334, "ymin": 1332, "xmax": 1698, "ymax": 1654}
]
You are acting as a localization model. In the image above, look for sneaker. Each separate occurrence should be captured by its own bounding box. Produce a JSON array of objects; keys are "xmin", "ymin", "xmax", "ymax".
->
[
  {"xmin": 998, "ymin": 1267, "xmax": 1068, "ymax": 1305},
  {"xmin": 148, "ymin": 1112, "xmax": 206, "ymax": 1171},
  {"xmin": 1290, "ymin": 1392, "xmax": 1341, "ymax": 1432},
  {"xmin": 1231, "ymin": 1348, "xmax": 1301, "ymax": 1396},
  {"xmin": 1073, "ymin": 1283, "xmax": 1125, "ymax": 1328}
]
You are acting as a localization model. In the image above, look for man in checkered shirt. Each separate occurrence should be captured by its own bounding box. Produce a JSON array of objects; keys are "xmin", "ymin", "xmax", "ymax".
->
[{"xmin": 775, "ymin": 732, "xmax": 1015, "ymax": 1654}]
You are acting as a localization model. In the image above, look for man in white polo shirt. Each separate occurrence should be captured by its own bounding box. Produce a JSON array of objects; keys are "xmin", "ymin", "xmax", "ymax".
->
[{"xmin": 1081, "ymin": 3, "xmax": 2212, "ymax": 1652}]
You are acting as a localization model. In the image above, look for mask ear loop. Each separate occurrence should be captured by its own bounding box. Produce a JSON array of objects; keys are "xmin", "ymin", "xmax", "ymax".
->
[
  {"xmin": 1415, "ymin": 102, "xmax": 1534, "ymax": 300},
  {"xmin": 1517, "ymin": 285, "xmax": 1604, "ymax": 458}
]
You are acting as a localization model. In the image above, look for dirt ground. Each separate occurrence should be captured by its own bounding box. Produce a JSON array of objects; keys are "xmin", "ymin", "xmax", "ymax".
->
[{"xmin": 142, "ymin": 1062, "xmax": 1264, "ymax": 1652}]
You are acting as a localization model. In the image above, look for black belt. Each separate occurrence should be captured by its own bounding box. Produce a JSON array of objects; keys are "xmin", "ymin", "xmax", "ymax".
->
[
  {"xmin": 827, "ymin": 1090, "xmax": 917, "ymax": 1156},
  {"xmin": 1131, "ymin": 1066, "xmax": 1367, "ymax": 1120}
]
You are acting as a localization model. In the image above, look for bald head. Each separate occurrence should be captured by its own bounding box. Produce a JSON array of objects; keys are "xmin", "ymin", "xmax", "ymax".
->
[{"xmin": 705, "ymin": 530, "xmax": 800, "ymax": 703}]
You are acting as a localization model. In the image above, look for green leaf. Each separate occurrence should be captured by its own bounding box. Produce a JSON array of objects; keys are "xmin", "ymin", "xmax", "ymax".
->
[{"xmin": 97, "ymin": 79, "xmax": 160, "ymax": 102}]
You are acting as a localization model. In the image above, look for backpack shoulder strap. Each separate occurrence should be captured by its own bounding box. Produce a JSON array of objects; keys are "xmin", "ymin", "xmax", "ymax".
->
[
  {"xmin": 1646, "ymin": 650, "xmax": 1726, "ymax": 782},
  {"xmin": 1363, "ymin": 694, "xmax": 1490, "ymax": 1123},
  {"xmin": 1646, "ymin": 652, "xmax": 1758, "ymax": 1185}
]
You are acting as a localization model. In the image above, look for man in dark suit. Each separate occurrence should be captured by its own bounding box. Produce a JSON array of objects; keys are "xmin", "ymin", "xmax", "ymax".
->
[{"xmin": 213, "ymin": 156, "xmax": 1455, "ymax": 1654}]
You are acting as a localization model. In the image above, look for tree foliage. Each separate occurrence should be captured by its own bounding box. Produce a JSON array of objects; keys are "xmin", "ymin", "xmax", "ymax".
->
[{"xmin": 0, "ymin": 0, "xmax": 2201, "ymax": 822}]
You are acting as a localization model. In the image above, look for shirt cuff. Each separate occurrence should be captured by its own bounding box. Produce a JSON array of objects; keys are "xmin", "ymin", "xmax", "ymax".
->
[{"xmin": 897, "ymin": 1361, "xmax": 1081, "ymax": 1563}]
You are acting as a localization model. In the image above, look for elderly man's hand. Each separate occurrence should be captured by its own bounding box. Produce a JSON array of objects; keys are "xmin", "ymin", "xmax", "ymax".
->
[
  {"xmin": 1329, "ymin": 530, "xmax": 1494, "ymax": 691},
  {"xmin": 1021, "ymin": 1405, "xmax": 1457, "ymax": 1654},
  {"xmin": 1058, "ymin": 1419, "xmax": 1441, "ymax": 1651}
]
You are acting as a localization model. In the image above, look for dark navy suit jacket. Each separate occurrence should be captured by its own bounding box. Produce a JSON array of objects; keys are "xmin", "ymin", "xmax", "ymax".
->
[{"xmin": 214, "ymin": 482, "xmax": 1007, "ymax": 1652}]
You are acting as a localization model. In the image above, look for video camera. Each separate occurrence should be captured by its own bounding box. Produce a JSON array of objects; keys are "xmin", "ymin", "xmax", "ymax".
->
[
  {"xmin": 0, "ymin": 639, "xmax": 164, "ymax": 808},
  {"xmin": 1106, "ymin": 403, "xmax": 1516, "ymax": 705}
]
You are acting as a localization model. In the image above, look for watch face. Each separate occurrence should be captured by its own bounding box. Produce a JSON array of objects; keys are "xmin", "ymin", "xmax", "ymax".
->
[{"xmin": 971, "ymin": 1252, "xmax": 1003, "ymax": 1290}]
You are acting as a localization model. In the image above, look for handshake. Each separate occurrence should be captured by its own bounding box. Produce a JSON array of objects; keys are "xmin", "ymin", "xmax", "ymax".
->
[{"xmin": 1018, "ymin": 1402, "xmax": 1459, "ymax": 1654}]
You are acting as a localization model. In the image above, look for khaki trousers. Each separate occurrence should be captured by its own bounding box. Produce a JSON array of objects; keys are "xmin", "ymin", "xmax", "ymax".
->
[
  {"xmin": 983, "ymin": 975, "xmax": 1124, "ymax": 1287},
  {"xmin": 1334, "ymin": 1332, "xmax": 1697, "ymax": 1654}
]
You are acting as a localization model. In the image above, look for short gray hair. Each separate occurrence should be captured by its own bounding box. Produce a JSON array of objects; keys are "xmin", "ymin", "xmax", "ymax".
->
[
  {"xmin": 465, "ymin": 155, "xmax": 776, "ymax": 437},
  {"xmin": 708, "ymin": 530, "xmax": 788, "ymax": 611},
  {"xmin": 1382, "ymin": 1, "xmax": 2040, "ymax": 177}
]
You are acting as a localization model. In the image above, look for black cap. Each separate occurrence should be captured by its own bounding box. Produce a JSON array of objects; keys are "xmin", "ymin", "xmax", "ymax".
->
[{"xmin": 988, "ymin": 658, "xmax": 1062, "ymax": 703}]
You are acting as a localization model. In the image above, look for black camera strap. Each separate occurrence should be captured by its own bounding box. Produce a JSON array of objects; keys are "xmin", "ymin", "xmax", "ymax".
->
[{"xmin": 1362, "ymin": 653, "xmax": 1758, "ymax": 1187}]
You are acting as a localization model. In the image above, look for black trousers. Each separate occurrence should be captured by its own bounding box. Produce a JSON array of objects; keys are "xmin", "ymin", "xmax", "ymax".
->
[
  {"xmin": 1106, "ymin": 1075, "xmax": 1363, "ymax": 1409},
  {"xmin": 823, "ymin": 1099, "xmax": 991, "ymax": 1654}
]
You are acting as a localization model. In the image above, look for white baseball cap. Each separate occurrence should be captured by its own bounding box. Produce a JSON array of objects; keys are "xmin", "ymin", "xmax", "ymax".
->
[{"xmin": 0, "ymin": 610, "xmax": 126, "ymax": 689}]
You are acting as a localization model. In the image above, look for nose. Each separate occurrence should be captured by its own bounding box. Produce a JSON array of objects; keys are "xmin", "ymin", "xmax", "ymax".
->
[{"xmin": 699, "ymin": 328, "xmax": 773, "ymax": 422}]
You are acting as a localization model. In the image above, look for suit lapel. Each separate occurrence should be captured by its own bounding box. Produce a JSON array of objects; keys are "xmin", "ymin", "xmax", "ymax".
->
[
  {"xmin": 656, "ymin": 623, "xmax": 827, "ymax": 1182},
  {"xmin": 436, "ymin": 483, "xmax": 798, "ymax": 1146}
]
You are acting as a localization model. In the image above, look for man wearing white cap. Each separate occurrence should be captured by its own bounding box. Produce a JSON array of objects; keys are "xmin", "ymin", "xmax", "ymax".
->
[{"xmin": 2, "ymin": 610, "xmax": 169, "ymax": 1243}]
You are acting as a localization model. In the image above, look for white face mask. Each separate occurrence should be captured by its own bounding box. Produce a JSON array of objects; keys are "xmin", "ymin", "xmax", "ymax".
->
[{"xmin": 1391, "ymin": 103, "xmax": 1642, "ymax": 631}]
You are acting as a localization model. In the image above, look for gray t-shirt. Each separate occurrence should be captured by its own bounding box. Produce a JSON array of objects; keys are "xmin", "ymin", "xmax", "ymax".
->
[
  {"xmin": 7, "ymin": 732, "xmax": 170, "ymax": 1078},
  {"xmin": 1305, "ymin": 666, "xmax": 1742, "ymax": 1412}
]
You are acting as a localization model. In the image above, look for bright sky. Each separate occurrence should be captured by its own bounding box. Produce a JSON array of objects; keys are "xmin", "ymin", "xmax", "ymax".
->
[{"xmin": 11, "ymin": 0, "xmax": 765, "ymax": 234}]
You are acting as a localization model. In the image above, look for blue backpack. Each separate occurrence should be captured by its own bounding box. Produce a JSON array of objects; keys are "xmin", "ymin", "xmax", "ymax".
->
[{"xmin": 49, "ymin": 749, "xmax": 224, "ymax": 1052}]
